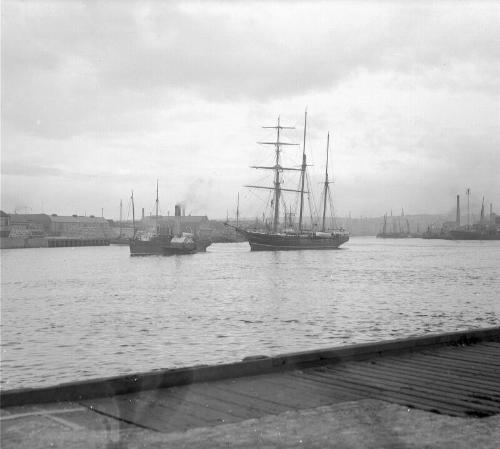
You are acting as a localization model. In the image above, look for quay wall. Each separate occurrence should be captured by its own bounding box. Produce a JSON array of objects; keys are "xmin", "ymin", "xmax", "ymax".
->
[
  {"xmin": 1, "ymin": 326, "xmax": 499, "ymax": 408},
  {"xmin": 0, "ymin": 237, "xmax": 109, "ymax": 249},
  {"xmin": 0, "ymin": 237, "xmax": 49, "ymax": 249}
]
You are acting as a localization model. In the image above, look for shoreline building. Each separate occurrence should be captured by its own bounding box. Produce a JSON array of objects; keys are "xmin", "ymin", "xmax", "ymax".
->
[{"xmin": 0, "ymin": 213, "xmax": 114, "ymax": 248}]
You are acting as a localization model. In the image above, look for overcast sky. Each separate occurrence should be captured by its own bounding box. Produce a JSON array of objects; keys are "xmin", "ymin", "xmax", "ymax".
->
[{"xmin": 2, "ymin": 1, "xmax": 499, "ymax": 220}]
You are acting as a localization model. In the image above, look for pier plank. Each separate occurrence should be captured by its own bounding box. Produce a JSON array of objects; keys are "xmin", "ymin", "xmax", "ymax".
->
[
  {"xmin": 477, "ymin": 341, "xmax": 500, "ymax": 349},
  {"xmin": 412, "ymin": 353, "xmax": 500, "ymax": 376},
  {"xmin": 324, "ymin": 364, "xmax": 500, "ymax": 413},
  {"xmin": 381, "ymin": 351, "xmax": 500, "ymax": 376},
  {"xmin": 299, "ymin": 365, "xmax": 499, "ymax": 417},
  {"xmin": 322, "ymin": 357, "xmax": 500, "ymax": 416},
  {"xmin": 208, "ymin": 383, "xmax": 291, "ymax": 415},
  {"xmin": 419, "ymin": 351, "xmax": 500, "ymax": 368},
  {"xmin": 158, "ymin": 385, "xmax": 254, "ymax": 420},
  {"xmin": 358, "ymin": 360, "xmax": 500, "ymax": 400},
  {"xmin": 294, "ymin": 370, "xmax": 465, "ymax": 416},
  {"xmin": 431, "ymin": 343, "xmax": 500, "ymax": 359},
  {"xmin": 263, "ymin": 373, "xmax": 362, "ymax": 402},
  {"xmin": 165, "ymin": 385, "xmax": 281, "ymax": 421},
  {"xmin": 460, "ymin": 342, "xmax": 500, "ymax": 354},
  {"xmin": 372, "ymin": 357, "xmax": 500, "ymax": 393},
  {"xmin": 82, "ymin": 392, "xmax": 210, "ymax": 432},
  {"xmin": 208, "ymin": 375, "xmax": 325, "ymax": 410}
]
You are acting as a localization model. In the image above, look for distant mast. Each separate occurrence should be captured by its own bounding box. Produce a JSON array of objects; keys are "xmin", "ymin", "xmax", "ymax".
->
[
  {"xmin": 466, "ymin": 188, "xmax": 471, "ymax": 229},
  {"xmin": 131, "ymin": 190, "xmax": 136, "ymax": 238},
  {"xmin": 321, "ymin": 132, "xmax": 331, "ymax": 232},
  {"xmin": 119, "ymin": 199, "xmax": 123, "ymax": 238},
  {"xmin": 298, "ymin": 110, "xmax": 307, "ymax": 232},
  {"xmin": 155, "ymin": 179, "xmax": 159, "ymax": 232},
  {"xmin": 236, "ymin": 192, "xmax": 240, "ymax": 228}
]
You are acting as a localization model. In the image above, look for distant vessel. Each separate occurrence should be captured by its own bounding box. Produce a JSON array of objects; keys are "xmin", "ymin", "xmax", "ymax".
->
[
  {"xmin": 376, "ymin": 211, "xmax": 410, "ymax": 239},
  {"xmin": 129, "ymin": 184, "xmax": 212, "ymax": 256},
  {"xmin": 129, "ymin": 183, "xmax": 163, "ymax": 255},
  {"xmin": 449, "ymin": 195, "xmax": 500, "ymax": 240},
  {"xmin": 449, "ymin": 228, "xmax": 500, "ymax": 240},
  {"xmin": 110, "ymin": 199, "xmax": 131, "ymax": 244},
  {"xmin": 230, "ymin": 112, "xmax": 349, "ymax": 251}
]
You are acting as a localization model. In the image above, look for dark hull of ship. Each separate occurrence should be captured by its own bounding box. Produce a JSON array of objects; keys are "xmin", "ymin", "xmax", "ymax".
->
[
  {"xmin": 129, "ymin": 238, "xmax": 164, "ymax": 256},
  {"xmin": 129, "ymin": 238, "xmax": 212, "ymax": 256},
  {"xmin": 421, "ymin": 233, "xmax": 453, "ymax": 240},
  {"xmin": 239, "ymin": 229, "xmax": 349, "ymax": 251},
  {"xmin": 449, "ymin": 230, "xmax": 500, "ymax": 240}
]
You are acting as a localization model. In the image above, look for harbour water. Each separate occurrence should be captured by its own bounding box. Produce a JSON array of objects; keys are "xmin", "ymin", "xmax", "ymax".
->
[{"xmin": 1, "ymin": 237, "xmax": 499, "ymax": 391}]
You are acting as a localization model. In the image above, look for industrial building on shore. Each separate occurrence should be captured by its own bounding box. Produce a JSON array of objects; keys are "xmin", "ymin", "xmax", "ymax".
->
[{"xmin": 0, "ymin": 212, "xmax": 114, "ymax": 249}]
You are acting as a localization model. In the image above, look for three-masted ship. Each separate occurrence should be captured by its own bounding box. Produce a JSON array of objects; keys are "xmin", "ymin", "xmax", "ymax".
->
[{"xmin": 230, "ymin": 112, "xmax": 349, "ymax": 251}]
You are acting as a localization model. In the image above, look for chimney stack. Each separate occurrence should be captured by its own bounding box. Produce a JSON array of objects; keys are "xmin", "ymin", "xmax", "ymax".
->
[
  {"xmin": 456, "ymin": 194, "xmax": 460, "ymax": 226},
  {"xmin": 142, "ymin": 208, "xmax": 145, "ymax": 219}
]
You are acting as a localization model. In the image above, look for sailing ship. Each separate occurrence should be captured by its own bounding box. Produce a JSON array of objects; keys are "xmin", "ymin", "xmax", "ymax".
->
[
  {"xmin": 228, "ymin": 112, "xmax": 349, "ymax": 251},
  {"xmin": 376, "ymin": 210, "xmax": 410, "ymax": 238},
  {"xmin": 129, "ymin": 183, "xmax": 212, "ymax": 256},
  {"xmin": 110, "ymin": 199, "xmax": 133, "ymax": 244}
]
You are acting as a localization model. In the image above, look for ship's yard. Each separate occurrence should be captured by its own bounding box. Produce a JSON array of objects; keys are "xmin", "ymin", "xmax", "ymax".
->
[{"xmin": 1, "ymin": 327, "xmax": 499, "ymax": 448}]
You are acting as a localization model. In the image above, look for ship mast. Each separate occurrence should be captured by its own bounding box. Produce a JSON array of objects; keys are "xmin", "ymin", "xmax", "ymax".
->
[
  {"xmin": 119, "ymin": 199, "xmax": 123, "ymax": 238},
  {"xmin": 155, "ymin": 179, "xmax": 159, "ymax": 232},
  {"xmin": 298, "ymin": 110, "xmax": 307, "ymax": 232},
  {"xmin": 321, "ymin": 132, "xmax": 332, "ymax": 232},
  {"xmin": 131, "ymin": 190, "xmax": 136, "ymax": 238},
  {"xmin": 236, "ymin": 192, "xmax": 240, "ymax": 227},
  {"xmin": 466, "ymin": 187, "xmax": 471, "ymax": 229},
  {"xmin": 246, "ymin": 116, "xmax": 301, "ymax": 233}
]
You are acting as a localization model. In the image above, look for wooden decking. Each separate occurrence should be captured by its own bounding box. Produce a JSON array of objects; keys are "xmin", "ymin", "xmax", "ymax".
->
[
  {"xmin": 1, "ymin": 327, "xmax": 499, "ymax": 436},
  {"xmin": 76, "ymin": 340, "xmax": 500, "ymax": 432}
]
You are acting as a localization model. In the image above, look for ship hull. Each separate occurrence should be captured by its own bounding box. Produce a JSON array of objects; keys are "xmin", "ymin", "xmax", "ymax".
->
[
  {"xmin": 129, "ymin": 237, "xmax": 212, "ymax": 256},
  {"xmin": 240, "ymin": 229, "xmax": 349, "ymax": 251},
  {"xmin": 449, "ymin": 230, "xmax": 500, "ymax": 240},
  {"xmin": 129, "ymin": 238, "xmax": 164, "ymax": 256}
]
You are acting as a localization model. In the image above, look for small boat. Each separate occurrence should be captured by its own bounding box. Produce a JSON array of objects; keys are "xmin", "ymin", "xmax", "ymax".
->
[{"xmin": 129, "ymin": 184, "xmax": 212, "ymax": 256}]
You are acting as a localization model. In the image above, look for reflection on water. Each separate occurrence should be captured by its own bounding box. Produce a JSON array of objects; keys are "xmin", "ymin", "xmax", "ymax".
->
[{"xmin": 1, "ymin": 237, "xmax": 499, "ymax": 390}]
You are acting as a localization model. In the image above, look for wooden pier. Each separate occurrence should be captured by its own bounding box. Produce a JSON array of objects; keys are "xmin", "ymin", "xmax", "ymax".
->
[{"xmin": 1, "ymin": 327, "xmax": 499, "ymax": 448}]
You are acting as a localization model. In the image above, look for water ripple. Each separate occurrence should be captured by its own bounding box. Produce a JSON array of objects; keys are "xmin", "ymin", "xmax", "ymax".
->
[{"xmin": 1, "ymin": 238, "xmax": 499, "ymax": 390}]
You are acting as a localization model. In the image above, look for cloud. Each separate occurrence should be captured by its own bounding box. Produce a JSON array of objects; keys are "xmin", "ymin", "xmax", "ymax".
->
[
  {"xmin": 1, "ymin": 1, "xmax": 499, "ymax": 218},
  {"xmin": 3, "ymin": 1, "xmax": 500, "ymax": 138}
]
